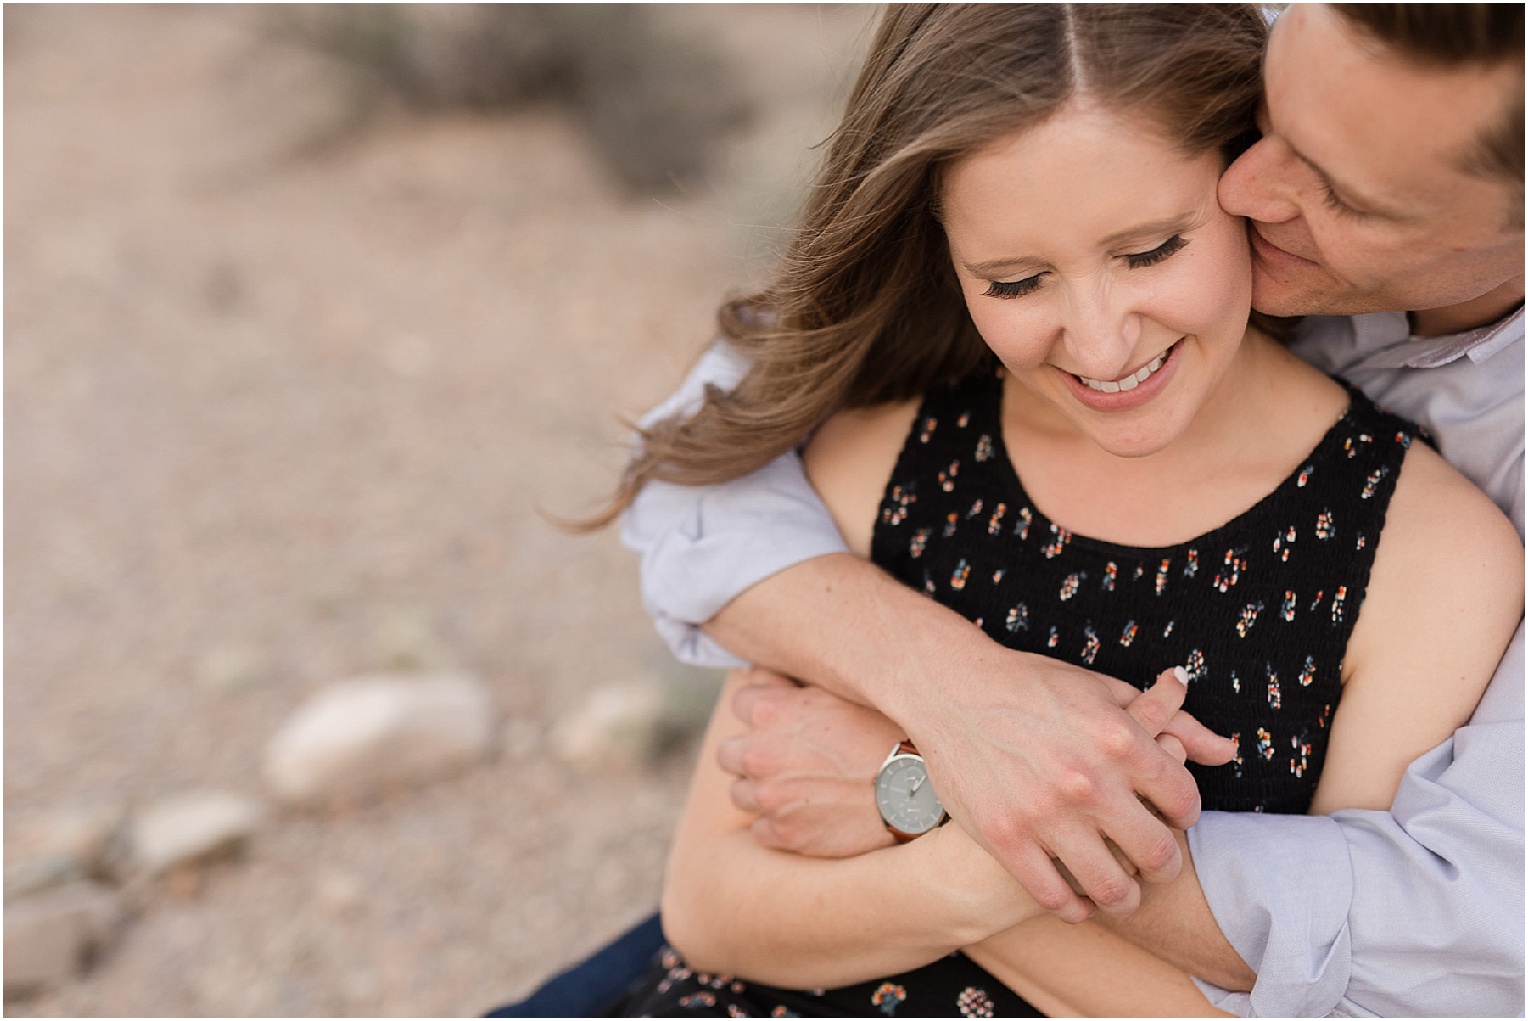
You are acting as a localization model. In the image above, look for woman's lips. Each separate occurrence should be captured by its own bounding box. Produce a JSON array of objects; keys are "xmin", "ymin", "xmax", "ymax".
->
[
  {"xmin": 1075, "ymin": 345, "xmax": 1172, "ymax": 393},
  {"xmin": 1062, "ymin": 340, "xmax": 1181, "ymax": 412}
]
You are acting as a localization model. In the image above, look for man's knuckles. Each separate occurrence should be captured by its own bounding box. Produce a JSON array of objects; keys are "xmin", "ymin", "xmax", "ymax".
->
[
  {"xmin": 1057, "ymin": 765, "xmax": 1101, "ymax": 807},
  {"xmin": 1144, "ymin": 773, "xmax": 1200, "ymax": 826},
  {"xmin": 974, "ymin": 807, "xmax": 1041, "ymax": 860},
  {"xmin": 751, "ymin": 780, "xmax": 800, "ymax": 816},
  {"xmin": 729, "ymin": 778, "xmax": 761, "ymax": 814},
  {"xmin": 1131, "ymin": 829, "xmax": 1182, "ymax": 880},
  {"xmin": 737, "ymin": 739, "xmax": 784, "ymax": 778},
  {"xmin": 1128, "ymin": 692, "xmax": 1177, "ymax": 735},
  {"xmin": 732, "ymin": 685, "xmax": 782, "ymax": 727},
  {"xmin": 1095, "ymin": 716, "xmax": 1145, "ymax": 759},
  {"xmin": 1083, "ymin": 870, "xmax": 1139, "ymax": 912}
]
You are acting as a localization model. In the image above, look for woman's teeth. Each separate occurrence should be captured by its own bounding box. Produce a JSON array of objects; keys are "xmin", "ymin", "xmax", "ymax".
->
[{"xmin": 1077, "ymin": 346, "xmax": 1173, "ymax": 393}]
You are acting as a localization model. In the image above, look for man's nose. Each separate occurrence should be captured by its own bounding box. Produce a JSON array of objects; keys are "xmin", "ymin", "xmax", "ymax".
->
[{"xmin": 1219, "ymin": 135, "xmax": 1300, "ymax": 225}]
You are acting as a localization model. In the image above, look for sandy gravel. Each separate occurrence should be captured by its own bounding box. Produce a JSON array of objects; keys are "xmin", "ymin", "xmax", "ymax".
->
[{"xmin": 4, "ymin": 6, "xmax": 873, "ymax": 1016}]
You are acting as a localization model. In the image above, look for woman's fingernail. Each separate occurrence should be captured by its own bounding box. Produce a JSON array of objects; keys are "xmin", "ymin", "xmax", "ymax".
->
[{"xmin": 1172, "ymin": 666, "xmax": 1190, "ymax": 686}]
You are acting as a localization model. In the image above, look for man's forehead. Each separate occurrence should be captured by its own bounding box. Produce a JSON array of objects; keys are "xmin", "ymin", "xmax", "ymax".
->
[{"xmin": 1264, "ymin": 4, "xmax": 1508, "ymax": 213}]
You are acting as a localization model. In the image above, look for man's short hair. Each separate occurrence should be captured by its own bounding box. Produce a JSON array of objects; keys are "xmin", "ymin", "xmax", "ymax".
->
[{"xmin": 1333, "ymin": 4, "xmax": 1523, "ymax": 218}]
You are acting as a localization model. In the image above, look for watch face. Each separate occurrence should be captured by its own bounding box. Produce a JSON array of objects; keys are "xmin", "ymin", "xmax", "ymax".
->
[{"xmin": 875, "ymin": 755, "xmax": 944, "ymax": 836}]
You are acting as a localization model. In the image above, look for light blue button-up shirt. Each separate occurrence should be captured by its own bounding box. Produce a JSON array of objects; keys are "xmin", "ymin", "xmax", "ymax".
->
[{"xmin": 621, "ymin": 309, "xmax": 1525, "ymax": 1017}]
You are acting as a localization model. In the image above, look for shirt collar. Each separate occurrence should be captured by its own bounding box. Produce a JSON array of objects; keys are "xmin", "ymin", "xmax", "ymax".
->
[{"xmin": 1350, "ymin": 306, "xmax": 1524, "ymax": 370}]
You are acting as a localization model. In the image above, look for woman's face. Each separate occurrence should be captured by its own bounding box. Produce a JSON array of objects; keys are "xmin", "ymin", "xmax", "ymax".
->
[{"xmin": 942, "ymin": 103, "xmax": 1253, "ymax": 459}]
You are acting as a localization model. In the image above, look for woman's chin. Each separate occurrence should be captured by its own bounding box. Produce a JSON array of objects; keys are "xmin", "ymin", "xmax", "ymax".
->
[{"xmin": 1070, "ymin": 403, "xmax": 1197, "ymax": 460}]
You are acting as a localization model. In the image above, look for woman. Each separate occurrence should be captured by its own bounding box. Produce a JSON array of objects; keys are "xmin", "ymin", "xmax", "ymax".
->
[{"xmin": 609, "ymin": 5, "xmax": 1522, "ymax": 1016}]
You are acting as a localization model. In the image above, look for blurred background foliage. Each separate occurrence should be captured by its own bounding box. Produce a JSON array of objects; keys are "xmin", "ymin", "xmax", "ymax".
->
[{"xmin": 273, "ymin": 4, "xmax": 753, "ymax": 194}]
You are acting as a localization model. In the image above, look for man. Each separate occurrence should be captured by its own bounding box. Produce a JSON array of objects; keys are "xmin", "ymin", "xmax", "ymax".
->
[{"xmin": 624, "ymin": 5, "xmax": 1523, "ymax": 1016}]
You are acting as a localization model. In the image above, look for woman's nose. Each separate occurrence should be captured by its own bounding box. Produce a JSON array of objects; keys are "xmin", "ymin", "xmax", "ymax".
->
[
  {"xmin": 1061, "ymin": 294, "xmax": 1142, "ymax": 381},
  {"xmin": 1219, "ymin": 135, "xmax": 1300, "ymax": 225}
]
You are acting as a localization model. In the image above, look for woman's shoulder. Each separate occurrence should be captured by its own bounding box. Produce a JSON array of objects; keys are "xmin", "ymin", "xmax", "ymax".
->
[
  {"xmin": 1346, "ymin": 431, "xmax": 1522, "ymax": 688},
  {"xmin": 1308, "ymin": 432, "xmax": 1522, "ymax": 813},
  {"xmin": 1387, "ymin": 438, "xmax": 1522, "ymax": 564},
  {"xmin": 803, "ymin": 400, "xmax": 922, "ymax": 557}
]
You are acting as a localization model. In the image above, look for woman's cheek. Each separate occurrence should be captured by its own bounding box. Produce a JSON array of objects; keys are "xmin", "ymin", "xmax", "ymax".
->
[{"xmin": 971, "ymin": 305, "xmax": 1049, "ymax": 370}]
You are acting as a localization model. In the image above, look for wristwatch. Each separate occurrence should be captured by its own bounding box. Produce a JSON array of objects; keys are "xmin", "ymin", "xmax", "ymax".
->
[{"xmin": 874, "ymin": 740, "xmax": 948, "ymax": 842}]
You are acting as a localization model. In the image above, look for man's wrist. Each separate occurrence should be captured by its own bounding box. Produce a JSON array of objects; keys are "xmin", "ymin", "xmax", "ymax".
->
[{"xmin": 846, "ymin": 565, "xmax": 999, "ymax": 727}]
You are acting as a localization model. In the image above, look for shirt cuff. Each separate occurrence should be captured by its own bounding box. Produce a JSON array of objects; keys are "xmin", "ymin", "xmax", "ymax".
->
[
  {"xmin": 621, "ymin": 459, "xmax": 851, "ymax": 666},
  {"xmin": 1188, "ymin": 811, "xmax": 1354, "ymax": 1017}
]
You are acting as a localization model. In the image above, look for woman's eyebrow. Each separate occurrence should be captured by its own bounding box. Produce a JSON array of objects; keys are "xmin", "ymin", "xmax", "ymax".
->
[
  {"xmin": 1098, "ymin": 215, "xmax": 1197, "ymax": 247},
  {"xmin": 962, "ymin": 254, "xmax": 1047, "ymax": 277}
]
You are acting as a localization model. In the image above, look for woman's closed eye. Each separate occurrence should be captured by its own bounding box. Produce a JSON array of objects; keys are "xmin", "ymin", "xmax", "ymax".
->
[
  {"xmin": 1124, "ymin": 234, "xmax": 1188, "ymax": 269},
  {"xmin": 982, "ymin": 234, "xmax": 1189, "ymax": 300},
  {"xmin": 983, "ymin": 274, "xmax": 1044, "ymax": 299}
]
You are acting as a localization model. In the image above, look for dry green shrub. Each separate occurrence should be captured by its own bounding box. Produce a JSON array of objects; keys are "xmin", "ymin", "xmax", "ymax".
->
[{"xmin": 274, "ymin": 4, "xmax": 752, "ymax": 195}]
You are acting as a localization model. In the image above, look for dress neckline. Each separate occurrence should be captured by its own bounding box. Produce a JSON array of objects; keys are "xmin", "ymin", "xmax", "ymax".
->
[{"xmin": 977, "ymin": 370, "xmax": 1374, "ymax": 558}]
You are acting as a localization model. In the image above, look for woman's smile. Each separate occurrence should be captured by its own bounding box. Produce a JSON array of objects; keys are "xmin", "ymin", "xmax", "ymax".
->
[
  {"xmin": 1059, "ymin": 339, "xmax": 1183, "ymax": 413},
  {"xmin": 942, "ymin": 103, "xmax": 1253, "ymax": 460}
]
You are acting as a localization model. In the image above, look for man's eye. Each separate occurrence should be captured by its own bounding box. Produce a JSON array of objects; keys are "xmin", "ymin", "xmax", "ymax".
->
[
  {"xmin": 1125, "ymin": 234, "xmax": 1188, "ymax": 269},
  {"xmin": 984, "ymin": 275, "xmax": 1043, "ymax": 299},
  {"xmin": 1320, "ymin": 183, "xmax": 1363, "ymax": 219}
]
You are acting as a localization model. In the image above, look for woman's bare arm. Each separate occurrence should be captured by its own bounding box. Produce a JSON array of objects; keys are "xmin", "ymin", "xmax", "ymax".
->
[
  {"xmin": 661, "ymin": 669, "xmax": 1040, "ymax": 987},
  {"xmin": 660, "ymin": 401, "xmax": 1050, "ymax": 987},
  {"xmin": 1309, "ymin": 440, "xmax": 1523, "ymax": 815}
]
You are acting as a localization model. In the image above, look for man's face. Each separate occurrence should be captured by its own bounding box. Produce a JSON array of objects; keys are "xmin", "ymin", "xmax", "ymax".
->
[{"xmin": 1218, "ymin": 4, "xmax": 1523, "ymax": 334}]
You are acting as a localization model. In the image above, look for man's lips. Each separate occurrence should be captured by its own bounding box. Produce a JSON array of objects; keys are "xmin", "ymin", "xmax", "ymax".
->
[{"xmin": 1248, "ymin": 223, "xmax": 1318, "ymax": 267}]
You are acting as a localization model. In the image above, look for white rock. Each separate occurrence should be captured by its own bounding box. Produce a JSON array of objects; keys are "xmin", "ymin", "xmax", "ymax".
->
[
  {"xmin": 10, "ymin": 805, "xmax": 130, "ymax": 884},
  {"xmin": 12, "ymin": 805, "xmax": 127, "ymax": 866},
  {"xmin": 130, "ymin": 791, "xmax": 262, "ymax": 877},
  {"xmin": 551, "ymin": 680, "xmax": 668, "ymax": 769},
  {"xmin": 263, "ymin": 673, "xmax": 494, "ymax": 806},
  {"xmin": 5, "ymin": 855, "xmax": 86, "ymax": 904},
  {"xmin": 3, "ymin": 881, "xmax": 122, "ymax": 997}
]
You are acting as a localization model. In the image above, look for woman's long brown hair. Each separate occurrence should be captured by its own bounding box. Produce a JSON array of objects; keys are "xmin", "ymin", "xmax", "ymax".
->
[{"xmin": 586, "ymin": 4, "xmax": 1267, "ymax": 529}]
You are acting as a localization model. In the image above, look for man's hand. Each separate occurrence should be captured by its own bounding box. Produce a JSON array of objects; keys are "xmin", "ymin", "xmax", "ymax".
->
[
  {"xmin": 717, "ymin": 668, "xmax": 902, "ymax": 857},
  {"xmin": 903, "ymin": 656, "xmax": 1234, "ymax": 922},
  {"xmin": 719, "ymin": 657, "xmax": 1234, "ymax": 922}
]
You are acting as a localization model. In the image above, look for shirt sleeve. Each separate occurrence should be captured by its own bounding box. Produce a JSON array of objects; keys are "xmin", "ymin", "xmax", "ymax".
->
[
  {"xmin": 619, "ymin": 341, "xmax": 851, "ymax": 668},
  {"xmin": 1189, "ymin": 622, "xmax": 1526, "ymax": 1018}
]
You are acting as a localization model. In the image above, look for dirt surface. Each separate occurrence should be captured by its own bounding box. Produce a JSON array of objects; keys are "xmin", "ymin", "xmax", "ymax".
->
[{"xmin": 4, "ymin": 6, "xmax": 874, "ymax": 1016}]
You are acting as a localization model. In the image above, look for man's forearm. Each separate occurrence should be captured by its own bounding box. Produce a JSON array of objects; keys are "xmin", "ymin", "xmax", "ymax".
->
[
  {"xmin": 1093, "ymin": 832, "xmax": 1256, "ymax": 992},
  {"xmin": 704, "ymin": 551, "xmax": 988, "ymax": 716}
]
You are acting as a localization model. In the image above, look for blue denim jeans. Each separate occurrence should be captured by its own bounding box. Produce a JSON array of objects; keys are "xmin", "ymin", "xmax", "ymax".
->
[{"xmin": 485, "ymin": 912, "xmax": 664, "ymax": 1018}]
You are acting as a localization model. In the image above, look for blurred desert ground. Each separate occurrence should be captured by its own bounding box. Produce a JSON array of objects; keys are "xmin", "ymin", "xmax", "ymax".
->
[{"xmin": 4, "ymin": 4, "xmax": 874, "ymax": 1015}]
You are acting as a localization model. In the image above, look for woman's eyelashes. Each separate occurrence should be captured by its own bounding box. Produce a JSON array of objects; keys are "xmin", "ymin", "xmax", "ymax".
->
[
  {"xmin": 984, "ymin": 275, "xmax": 1043, "ymax": 299},
  {"xmin": 981, "ymin": 234, "xmax": 1189, "ymax": 300},
  {"xmin": 1124, "ymin": 233, "xmax": 1187, "ymax": 268}
]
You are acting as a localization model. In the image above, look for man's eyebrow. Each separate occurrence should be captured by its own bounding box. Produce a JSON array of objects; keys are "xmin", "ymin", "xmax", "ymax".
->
[{"xmin": 963, "ymin": 217, "xmax": 1195, "ymax": 276}]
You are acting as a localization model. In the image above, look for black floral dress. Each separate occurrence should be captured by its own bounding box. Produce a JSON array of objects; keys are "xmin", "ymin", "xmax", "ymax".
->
[{"xmin": 623, "ymin": 367, "xmax": 1416, "ymax": 1017}]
